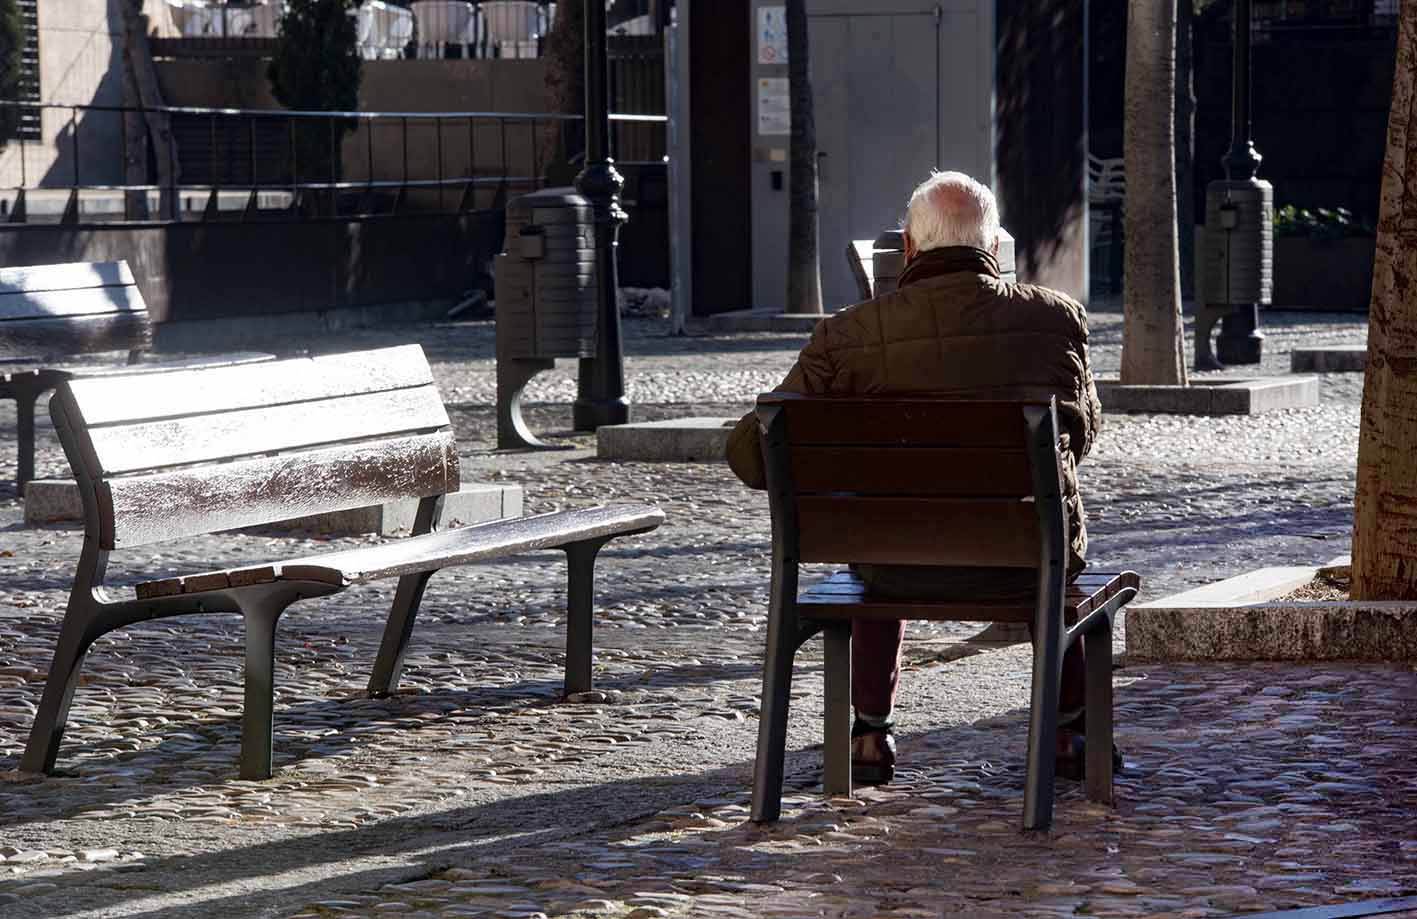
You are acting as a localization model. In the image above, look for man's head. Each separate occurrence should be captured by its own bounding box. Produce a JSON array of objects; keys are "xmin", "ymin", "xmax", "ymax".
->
[{"xmin": 901, "ymin": 171, "xmax": 1000, "ymax": 262}]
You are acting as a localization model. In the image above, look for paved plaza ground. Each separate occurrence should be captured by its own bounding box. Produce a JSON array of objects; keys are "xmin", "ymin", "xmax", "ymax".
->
[{"xmin": 1, "ymin": 305, "xmax": 1412, "ymax": 918}]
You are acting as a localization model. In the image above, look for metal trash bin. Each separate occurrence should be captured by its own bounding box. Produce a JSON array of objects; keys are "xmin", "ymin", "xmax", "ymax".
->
[
  {"xmin": 866, "ymin": 227, "xmax": 1017, "ymax": 298},
  {"xmin": 495, "ymin": 187, "xmax": 597, "ymax": 449},
  {"xmin": 1196, "ymin": 178, "xmax": 1270, "ymax": 368}
]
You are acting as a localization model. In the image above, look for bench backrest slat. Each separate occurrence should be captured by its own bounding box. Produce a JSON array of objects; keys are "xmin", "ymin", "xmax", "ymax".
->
[
  {"xmin": 54, "ymin": 344, "xmax": 461, "ymax": 550},
  {"xmin": 758, "ymin": 394, "xmax": 1058, "ymax": 570},
  {"xmin": 95, "ymin": 430, "xmax": 458, "ymax": 548},
  {"xmin": 0, "ymin": 261, "xmax": 150, "ymax": 360}
]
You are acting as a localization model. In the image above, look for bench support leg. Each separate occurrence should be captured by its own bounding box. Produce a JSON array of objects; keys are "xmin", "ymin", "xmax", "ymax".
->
[
  {"xmin": 1022, "ymin": 620, "xmax": 1062, "ymax": 832},
  {"xmin": 368, "ymin": 571, "xmax": 436, "ymax": 698},
  {"xmin": 564, "ymin": 538, "xmax": 611, "ymax": 696},
  {"xmin": 1084, "ymin": 626, "xmax": 1115, "ymax": 804},
  {"xmin": 750, "ymin": 618, "xmax": 820, "ymax": 823},
  {"xmin": 15, "ymin": 385, "xmax": 40, "ymax": 489},
  {"xmin": 20, "ymin": 610, "xmax": 97, "ymax": 774},
  {"xmin": 822, "ymin": 622, "xmax": 852, "ymax": 798},
  {"xmin": 240, "ymin": 597, "xmax": 294, "ymax": 780}
]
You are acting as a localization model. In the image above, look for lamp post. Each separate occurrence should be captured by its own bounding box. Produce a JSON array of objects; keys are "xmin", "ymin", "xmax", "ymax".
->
[
  {"xmin": 573, "ymin": 0, "xmax": 630, "ymax": 431},
  {"xmin": 1203, "ymin": 0, "xmax": 1268, "ymax": 366}
]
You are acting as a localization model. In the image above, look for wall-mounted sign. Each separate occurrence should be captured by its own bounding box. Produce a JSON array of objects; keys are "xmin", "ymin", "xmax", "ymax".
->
[
  {"xmin": 758, "ymin": 6, "xmax": 788, "ymax": 64},
  {"xmin": 758, "ymin": 77, "xmax": 790, "ymax": 136}
]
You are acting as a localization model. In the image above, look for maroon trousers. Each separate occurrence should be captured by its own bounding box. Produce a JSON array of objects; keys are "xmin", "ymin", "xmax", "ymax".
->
[{"xmin": 851, "ymin": 566, "xmax": 1087, "ymax": 721}]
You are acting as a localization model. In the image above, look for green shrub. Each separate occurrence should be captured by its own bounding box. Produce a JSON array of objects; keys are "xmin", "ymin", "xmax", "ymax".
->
[
  {"xmin": 267, "ymin": 0, "xmax": 362, "ymax": 181},
  {"xmin": 1274, "ymin": 205, "xmax": 1375, "ymax": 240}
]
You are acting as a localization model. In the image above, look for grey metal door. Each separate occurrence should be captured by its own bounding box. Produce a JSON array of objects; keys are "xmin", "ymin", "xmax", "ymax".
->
[{"xmin": 809, "ymin": 4, "xmax": 991, "ymax": 309}]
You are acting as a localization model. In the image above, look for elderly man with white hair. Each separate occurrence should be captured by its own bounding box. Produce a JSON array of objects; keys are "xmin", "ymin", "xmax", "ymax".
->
[{"xmin": 728, "ymin": 171, "xmax": 1104, "ymax": 787}]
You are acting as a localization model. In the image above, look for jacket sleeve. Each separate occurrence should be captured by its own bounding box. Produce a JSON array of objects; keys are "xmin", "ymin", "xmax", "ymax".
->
[
  {"xmin": 1066, "ymin": 307, "xmax": 1103, "ymax": 463},
  {"xmin": 726, "ymin": 324, "xmax": 832, "ymax": 489}
]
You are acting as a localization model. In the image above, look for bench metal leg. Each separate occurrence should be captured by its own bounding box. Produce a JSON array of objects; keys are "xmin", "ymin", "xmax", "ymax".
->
[
  {"xmin": 20, "ymin": 610, "xmax": 97, "ymax": 774},
  {"xmin": 368, "ymin": 571, "xmax": 436, "ymax": 698},
  {"xmin": 564, "ymin": 538, "xmax": 610, "ymax": 696},
  {"xmin": 1022, "ymin": 621, "xmax": 1062, "ymax": 831},
  {"xmin": 240, "ymin": 598, "xmax": 293, "ymax": 780},
  {"xmin": 1084, "ymin": 626, "xmax": 1115, "ymax": 804},
  {"xmin": 822, "ymin": 622, "xmax": 852, "ymax": 797},
  {"xmin": 15, "ymin": 386, "xmax": 40, "ymax": 488}
]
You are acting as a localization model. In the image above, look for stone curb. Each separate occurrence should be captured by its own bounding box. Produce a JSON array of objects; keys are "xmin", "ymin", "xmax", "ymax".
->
[
  {"xmin": 1126, "ymin": 562, "xmax": 1417, "ymax": 661},
  {"xmin": 596, "ymin": 417, "xmax": 736, "ymax": 462},
  {"xmin": 1291, "ymin": 345, "xmax": 1366, "ymax": 373},
  {"xmin": 1096, "ymin": 376, "xmax": 1319, "ymax": 414},
  {"xmin": 23, "ymin": 479, "xmax": 524, "ymax": 536},
  {"xmin": 696, "ymin": 311, "xmax": 828, "ymax": 334}
]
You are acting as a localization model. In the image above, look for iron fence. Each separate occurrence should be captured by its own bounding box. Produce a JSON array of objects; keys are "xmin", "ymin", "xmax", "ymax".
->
[{"xmin": 0, "ymin": 100, "xmax": 665, "ymax": 225}]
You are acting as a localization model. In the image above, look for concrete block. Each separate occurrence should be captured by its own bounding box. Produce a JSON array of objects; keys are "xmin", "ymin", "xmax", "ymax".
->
[
  {"xmin": 24, "ymin": 479, "xmax": 523, "ymax": 536},
  {"xmin": 1291, "ymin": 346, "xmax": 1367, "ymax": 373},
  {"xmin": 699, "ymin": 310, "xmax": 827, "ymax": 334},
  {"xmin": 1126, "ymin": 564, "xmax": 1417, "ymax": 661},
  {"xmin": 597, "ymin": 417, "xmax": 737, "ymax": 462},
  {"xmin": 1095, "ymin": 377, "xmax": 1319, "ymax": 415}
]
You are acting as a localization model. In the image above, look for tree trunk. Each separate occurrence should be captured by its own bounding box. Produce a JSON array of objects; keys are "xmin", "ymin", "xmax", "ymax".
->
[
  {"xmin": 1352, "ymin": 0, "xmax": 1417, "ymax": 600},
  {"xmin": 119, "ymin": 0, "xmax": 177, "ymax": 219},
  {"xmin": 1175, "ymin": 0, "xmax": 1196, "ymax": 300},
  {"xmin": 1120, "ymin": 0, "xmax": 1187, "ymax": 386},
  {"xmin": 786, "ymin": 0, "xmax": 822, "ymax": 315},
  {"xmin": 543, "ymin": 0, "xmax": 585, "ymax": 186}
]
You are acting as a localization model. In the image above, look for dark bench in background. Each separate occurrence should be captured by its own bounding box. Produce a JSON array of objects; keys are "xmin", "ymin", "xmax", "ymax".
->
[
  {"xmin": 0, "ymin": 261, "xmax": 268, "ymax": 487},
  {"xmin": 22, "ymin": 344, "xmax": 664, "ymax": 780},
  {"xmin": 748, "ymin": 393, "xmax": 1139, "ymax": 831}
]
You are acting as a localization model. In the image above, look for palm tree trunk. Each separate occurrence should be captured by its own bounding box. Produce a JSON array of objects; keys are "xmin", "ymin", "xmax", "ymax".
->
[
  {"xmin": 1352, "ymin": 0, "xmax": 1417, "ymax": 600},
  {"xmin": 786, "ymin": 0, "xmax": 822, "ymax": 315},
  {"xmin": 1120, "ymin": 0, "xmax": 1187, "ymax": 386}
]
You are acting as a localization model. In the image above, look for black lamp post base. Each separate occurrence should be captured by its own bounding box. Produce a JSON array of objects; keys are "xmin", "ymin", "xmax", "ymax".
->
[
  {"xmin": 1217, "ymin": 305, "xmax": 1265, "ymax": 365},
  {"xmin": 573, "ymin": 396, "xmax": 630, "ymax": 431}
]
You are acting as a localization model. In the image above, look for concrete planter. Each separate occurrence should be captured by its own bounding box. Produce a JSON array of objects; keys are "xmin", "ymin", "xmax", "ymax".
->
[
  {"xmin": 1270, "ymin": 237, "xmax": 1375, "ymax": 311},
  {"xmin": 1126, "ymin": 563, "xmax": 1417, "ymax": 662}
]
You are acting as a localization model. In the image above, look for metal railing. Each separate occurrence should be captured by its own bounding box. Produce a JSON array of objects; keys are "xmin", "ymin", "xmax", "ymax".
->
[{"xmin": 0, "ymin": 100, "xmax": 666, "ymax": 225}]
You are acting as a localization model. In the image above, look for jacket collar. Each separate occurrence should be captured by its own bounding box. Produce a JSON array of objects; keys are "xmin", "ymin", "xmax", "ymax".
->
[{"xmin": 897, "ymin": 246, "xmax": 1001, "ymax": 289}]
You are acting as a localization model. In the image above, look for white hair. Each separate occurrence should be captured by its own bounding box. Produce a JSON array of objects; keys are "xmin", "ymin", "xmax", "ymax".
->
[{"xmin": 902, "ymin": 171, "xmax": 1000, "ymax": 252}]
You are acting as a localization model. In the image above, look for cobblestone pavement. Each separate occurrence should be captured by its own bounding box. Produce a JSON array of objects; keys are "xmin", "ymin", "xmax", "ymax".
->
[{"xmin": 1, "ymin": 307, "xmax": 1406, "ymax": 918}]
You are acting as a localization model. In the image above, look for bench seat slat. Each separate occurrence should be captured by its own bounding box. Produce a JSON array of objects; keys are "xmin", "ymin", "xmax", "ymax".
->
[
  {"xmin": 102, "ymin": 430, "xmax": 459, "ymax": 550},
  {"xmin": 66, "ymin": 344, "xmax": 433, "ymax": 426},
  {"xmin": 81, "ymin": 383, "xmax": 450, "ymax": 476},
  {"xmin": 0, "ymin": 283, "xmax": 145, "ymax": 322},
  {"xmin": 132, "ymin": 504, "xmax": 665, "ymax": 599},
  {"xmin": 0, "ymin": 313, "xmax": 151, "ymax": 362},
  {"xmin": 0, "ymin": 261, "xmax": 135, "ymax": 296}
]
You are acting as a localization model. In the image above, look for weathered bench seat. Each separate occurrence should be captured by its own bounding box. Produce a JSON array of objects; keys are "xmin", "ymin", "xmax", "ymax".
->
[
  {"xmin": 22, "ymin": 344, "xmax": 664, "ymax": 780},
  {"xmin": 135, "ymin": 505, "xmax": 666, "ymax": 599}
]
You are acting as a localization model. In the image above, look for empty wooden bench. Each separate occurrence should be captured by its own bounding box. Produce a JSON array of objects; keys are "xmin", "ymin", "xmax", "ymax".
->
[
  {"xmin": 21, "ymin": 344, "xmax": 664, "ymax": 780},
  {"xmin": 0, "ymin": 260, "xmax": 269, "ymax": 487},
  {"xmin": 748, "ymin": 393, "xmax": 1139, "ymax": 832}
]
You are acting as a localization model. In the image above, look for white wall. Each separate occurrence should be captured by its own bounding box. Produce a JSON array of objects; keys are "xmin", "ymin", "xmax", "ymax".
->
[{"xmin": 0, "ymin": 0, "xmax": 129, "ymax": 188}]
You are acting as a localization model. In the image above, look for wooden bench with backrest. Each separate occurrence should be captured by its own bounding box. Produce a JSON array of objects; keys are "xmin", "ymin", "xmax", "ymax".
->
[
  {"xmin": 20, "ymin": 344, "xmax": 664, "ymax": 780},
  {"xmin": 0, "ymin": 260, "xmax": 270, "ymax": 487},
  {"xmin": 748, "ymin": 393, "xmax": 1139, "ymax": 831}
]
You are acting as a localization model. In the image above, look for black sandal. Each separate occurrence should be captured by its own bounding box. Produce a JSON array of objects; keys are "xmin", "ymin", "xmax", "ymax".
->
[{"xmin": 850, "ymin": 718, "xmax": 897, "ymax": 786}]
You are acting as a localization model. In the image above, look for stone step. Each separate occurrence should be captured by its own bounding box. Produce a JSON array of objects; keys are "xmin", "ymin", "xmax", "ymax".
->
[
  {"xmin": 597, "ymin": 417, "xmax": 738, "ymax": 462},
  {"xmin": 23, "ymin": 479, "xmax": 524, "ymax": 537},
  {"xmin": 1096, "ymin": 376, "xmax": 1319, "ymax": 414}
]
